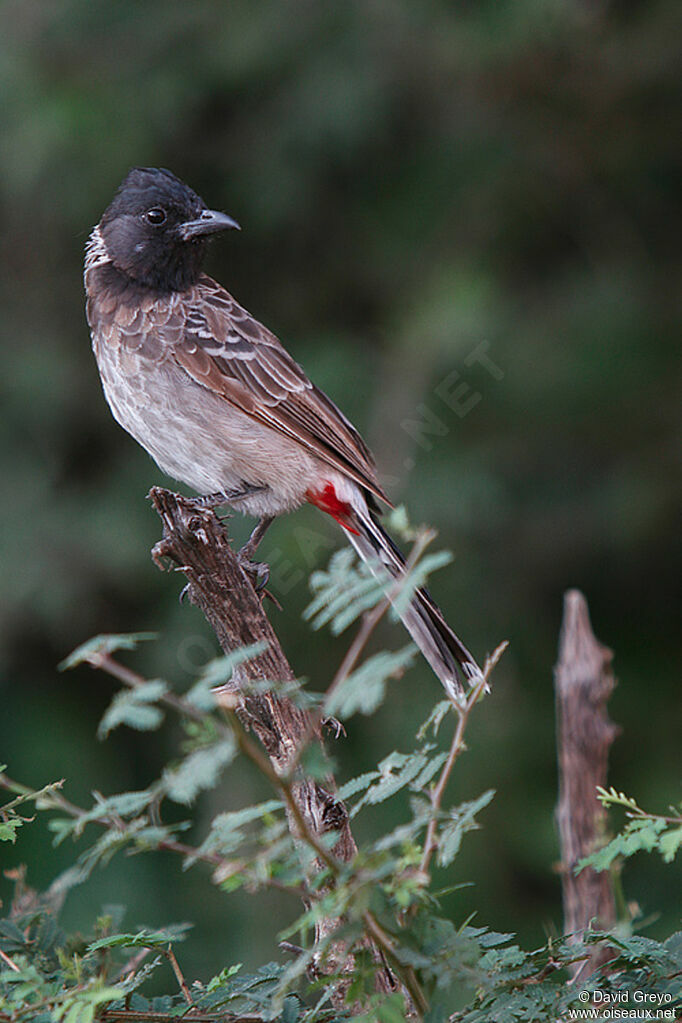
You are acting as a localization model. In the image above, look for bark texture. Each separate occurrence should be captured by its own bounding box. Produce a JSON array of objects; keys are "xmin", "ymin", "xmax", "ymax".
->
[
  {"xmin": 149, "ymin": 487, "xmax": 393, "ymax": 998},
  {"xmin": 555, "ymin": 588, "xmax": 619, "ymax": 976}
]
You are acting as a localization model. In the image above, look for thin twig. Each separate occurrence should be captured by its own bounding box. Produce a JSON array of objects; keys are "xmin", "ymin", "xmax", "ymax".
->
[
  {"xmin": 164, "ymin": 944, "xmax": 193, "ymax": 1005},
  {"xmin": 225, "ymin": 706, "xmax": 436, "ymax": 1015},
  {"xmin": 0, "ymin": 773, "xmax": 80, "ymax": 820},
  {"xmin": 112, "ymin": 946, "xmax": 151, "ymax": 983},
  {"xmin": 88, "ymin": 651, "xmax": 207, "ymax": 723},
  {"xmin": 286, "ymin": 528, "xmax": 435, "ymax": 778},
  {"xmin": 419, "ymin": 642, "xmax": 506, "ymax": 879},
  {"xmin": 77, "ymin": 648, "xmax": 348, "ymax": 883},
  {"xmin": 226, "ymin": 709, "xmax": 339, "ymax": 874},
  {"xmin": 101, "ymin": 1014, "xmax": 264, "ymax": 1022},
  {"xmin": 362, "ymin": 910, "xmax": 428, "ymax": 1017},
  {"xmin": 0, "ymin": 772, "xmax": 306, "ymax": 900},
  {"xmin": 0, "ymin": 948, "xmax": 20, "ymax": 972}
]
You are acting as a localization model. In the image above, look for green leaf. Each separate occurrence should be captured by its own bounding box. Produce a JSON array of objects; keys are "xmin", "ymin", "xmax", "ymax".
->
[
  {"xmin": 78, "ymin": 827, "xmax": 138, "ymax": 872},
  {"xmin": 163, "ymin": 738, "xmax": 236, "ymax": 805},
  {"xmin": 358, "ymin": 992, "xmax": 408, "ymax": 1023},
  {"xmin": 63, "ymin": 1004, "xmax": 86, "ymax": 1023},
  {"xmin": 659, "ymin": 825, "xmax": 682, "ymax": 863},
  {"xmin": 385, "ymin": 505, "xmax": 415, "ymax": 540},
  {"xmin": 298, "ymin": 740, "xmax": 331, "ymax": 781},
  {"xmin": 280, "ymin": 994, "xmax": 300, "ymax": 1023},
  {"xmin": 326, "ymin": 646, "xmax": 415, "ymax": 718},
  {"xmin": 48, "ymin": 817, "xmax": 77, "ymax": 845},
  {"xmin": 389, "ymin": 550, "xmax": 453, "ymax": 619},
  {"xmin": 59, "ymin": 632, "xmax": 157, "ymax": 671},
  {"xmin": 595, "ymin": 785, "xmax": 643, "ymax": 814},
  {"xmin": 305, "ymin": 549, "xmax": 390, "ymax": 634},
  {"xmin": 198, "ymin": 643, "xmax": 269, "ymax": 686},
  {"xmin": 417, "ymin": 700, "xmax": 452, "ymax": 740},
  {"xmin": 71, "ymin": 790, "xmax": 154, "ymax": 837},
  {"xmin": 412, "ymin": 750, "xmax": 449, "ymax": 790},
  {"xmin": 337, "ymin": 770, "xmax": 380, "ymax": 801},
  {"xmin": 577, "ymin": 817, "xmax": 669, "ymax": 873},
  {"xmin": 353, "ymin": 750, "xmax": 433, "ymax": 812},
  {"xmin": 437, "ymin": 790, "xmax": 496, "ymax": 867},
  {"xmin": 88, "ymin": 924, "xmax": 191, "ymax": 952},
  {"xmin": 0, "ymin": 918, "xmax": 28, "ymax": 946},
  {"xmin": 0, "ymin": 818, "xmax": 23, "ymax": 842},
  {"xmin": 98, "ymin": 679, "xmax": 168, "ymax": 738},
  {"xmin": 205, "ymin": 963, "xmax": 243, "ymax": 991},
  {"xmin": 186, "ymin": 643, "xmax": 268, "ymax": 709},
  {"xmin": 130, "ymin": 823, "xmax": 188, "ymax": 851},
  {"xmin": 200, "ymin": 799, "xmax": 284, "ymax": 858},
  {"xmin": 55, "ymin": 986, "xmax": 123, "ymax": 1023}
]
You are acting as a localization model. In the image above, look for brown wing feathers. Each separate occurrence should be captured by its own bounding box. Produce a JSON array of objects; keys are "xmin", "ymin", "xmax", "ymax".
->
[{"xmin": 164, "ymin": 275, "xmax": 389, "ymax": 504}]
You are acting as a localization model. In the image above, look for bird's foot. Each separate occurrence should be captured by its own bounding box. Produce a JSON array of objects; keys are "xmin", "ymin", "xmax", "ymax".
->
[
  {"xmin": 237, "ymin": 549, "xmax": 270, "ymax": 591},
  {"xmin": 235, "ymin": 516, "xmax": 280, "ymax": 605},
  {"xmin": 236, "ymin": 552, "xmax": 281, "ymax": 609},
  {"xmin": 151, "ymin": 537, "xmax": 173, "ymax": 569},
  {"xmin": 323, "ymin": 716, "xmax": 346, "ymax": 739}
]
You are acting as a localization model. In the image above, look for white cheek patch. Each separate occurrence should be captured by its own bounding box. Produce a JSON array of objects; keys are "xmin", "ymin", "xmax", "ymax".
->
[{"xmin": 134, "ymin": 242, "xmax": 145, "ymax": 253}]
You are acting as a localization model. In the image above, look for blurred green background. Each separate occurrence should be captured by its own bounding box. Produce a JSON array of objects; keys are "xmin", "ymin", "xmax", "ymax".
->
[{"xmin": 1, "ymin": 0, "xmax": 679, "ymax": 984}]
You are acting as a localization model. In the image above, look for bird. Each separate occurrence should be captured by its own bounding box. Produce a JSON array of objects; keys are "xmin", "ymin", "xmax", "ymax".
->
[{"xmin": 84, "ymin": 167, "xmax": 479, "ymax": 697}]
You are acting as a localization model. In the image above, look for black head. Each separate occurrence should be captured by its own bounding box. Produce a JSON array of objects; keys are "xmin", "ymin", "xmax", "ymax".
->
[{"xmin": 98, "ymin": 167, "xmax": 239, "ymax": 293}]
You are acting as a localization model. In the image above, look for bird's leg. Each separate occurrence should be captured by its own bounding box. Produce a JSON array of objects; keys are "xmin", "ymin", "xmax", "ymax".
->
[
  {"xmin": 179, "ymin": 487, "xmax": 274, "ymax": 593},
  {"xmin": 237, "ymin": 516, "xmax": 275, "ymax": 591},
  {"xmin": 239, "ymin": 516, "xmax": 274, "ymax": 562},
  {"xmin": 183, "ymin": 483, "xmax": 268, "ymax": 511}
]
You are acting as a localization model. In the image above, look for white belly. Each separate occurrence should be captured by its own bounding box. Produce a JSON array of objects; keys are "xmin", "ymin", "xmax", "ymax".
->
[{"xmin": 95, "ymin": 343, "xmax": 322, "ymax": 517}]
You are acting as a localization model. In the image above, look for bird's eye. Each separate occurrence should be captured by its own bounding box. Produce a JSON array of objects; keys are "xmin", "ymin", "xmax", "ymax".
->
[{"xmin": 144, "ymin": 207, "xmax": 167, "ymax": 226}]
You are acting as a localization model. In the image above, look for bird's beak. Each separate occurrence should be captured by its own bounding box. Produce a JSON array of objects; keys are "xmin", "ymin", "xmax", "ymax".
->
[{"xmin": 178, "ymin": 209, "xmax": 241, "ymax": 241}]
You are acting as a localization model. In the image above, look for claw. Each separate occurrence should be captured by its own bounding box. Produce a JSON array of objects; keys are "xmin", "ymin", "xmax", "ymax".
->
[
  {"xmin": 237, "ymin": 553, "xmax": 270, "ymax": 591},
  {"xmin": 234, "ymin": 515, "xmax": 275, "ymax": 595},
  {"xmin": 323, "ymin": 716, "xmax": 346, "ymax": 739},
  {"xmin": 151, "ymin": 539, "xmax": 173, "ymax": 569},
  {"xmin": 234, "ymin": 551, "xmax": 282, "ymax": 608},
  {"xmin": 261, "ymin": 587, "xmax": 282, "ymax": 611}
]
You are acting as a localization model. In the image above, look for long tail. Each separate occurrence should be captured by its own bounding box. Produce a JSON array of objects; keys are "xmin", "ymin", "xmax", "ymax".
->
[{"xmin": 344, "ymin": 505, "xmax": 480, "ymax": 698}]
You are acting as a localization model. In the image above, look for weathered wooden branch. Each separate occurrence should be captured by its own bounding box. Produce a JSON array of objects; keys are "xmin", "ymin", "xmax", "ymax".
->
[
  {"xmin": 148, "ymin": 487, "xmax": 394, "ymax": 999},
  {"xmin": 555, "ymin": 589, "xmax": 619, "ymax": 977}
]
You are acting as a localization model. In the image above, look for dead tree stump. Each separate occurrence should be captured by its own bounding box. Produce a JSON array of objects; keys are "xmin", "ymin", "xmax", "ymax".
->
[
  {"xmin": 555, "ymin": 589, "xmax": 619, "ymax": 977},
  {"xmin": 148, "ymin": 487, "xmax": 394, "ymax": 1001}
]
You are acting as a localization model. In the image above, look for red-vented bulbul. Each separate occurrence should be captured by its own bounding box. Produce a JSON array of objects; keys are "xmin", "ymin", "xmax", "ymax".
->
[{"xmin": 85, "ymin": 167, "xmax": 479, "ymax": 696}]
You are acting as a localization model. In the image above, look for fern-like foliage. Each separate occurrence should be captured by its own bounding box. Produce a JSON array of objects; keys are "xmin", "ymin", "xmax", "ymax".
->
[
  {"xmin": 1, "ymin": 534, "xmax": 680, "ymax": 1021},
  {"xmin": 578, "ymin": 786, "xmax": 682, "ymax": 872}
]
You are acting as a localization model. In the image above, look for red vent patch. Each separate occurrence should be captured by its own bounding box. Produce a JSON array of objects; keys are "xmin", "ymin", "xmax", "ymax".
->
[{"xmin": 306, "ymin": 482, "xmax": 359, "ymax": 534}]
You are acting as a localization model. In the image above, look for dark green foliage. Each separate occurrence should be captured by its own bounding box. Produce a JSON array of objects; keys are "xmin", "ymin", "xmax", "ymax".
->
[
  {"xmin": 2, "ymin": 891, "xmax": 679, "ymax": 1020},
  {"xmin": 2, "ymin": 545, "xmax": 680, "ymax": 1020}
]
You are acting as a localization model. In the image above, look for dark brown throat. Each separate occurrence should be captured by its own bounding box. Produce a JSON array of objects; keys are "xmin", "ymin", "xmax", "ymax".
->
[{"xmin": 88, "ymin": 259, "xmax": 193, "ymax": 304}]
